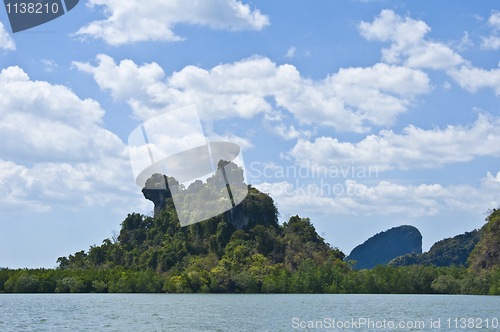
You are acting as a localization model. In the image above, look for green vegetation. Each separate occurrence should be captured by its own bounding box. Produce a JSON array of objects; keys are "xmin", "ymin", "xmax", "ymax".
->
[
  {"xmin": 468, "ymin": 209, "xmax": 500, "ymax": 272},
  {"xmin": 389, "ymin": 230, "xmax": 481, "ymax": 268},
  {"xmin": 347, "ymin": 225, "xmax": 422, "ymax": 270},
  {"xmin": 2, "ymin": 172, "xmax": 500, "ymax": 294},
  {"xmin": 2, "ymin": 263, "xmax": 500, "ymax": 295}
]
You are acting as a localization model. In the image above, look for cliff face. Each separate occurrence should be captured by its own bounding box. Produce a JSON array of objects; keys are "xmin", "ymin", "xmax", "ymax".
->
[
  {"xmin": 347, "ymin": 225, "xmax": 422, "ymax": 270},
  {"xmin": 141, "ymin": 173, "xmax": 178, "ymax": 219},
  {"xmin": 143, "ymin": 183, "xmax": 256, "ymax": 229},
  {"xmin": 224, "ymin": 205, "xmax": 249, "ymax": 230},
  {"xmin": 222, "ymin": 190, "xmax": 277, "ymax": 230},
  {"xmin": 388, "ymin": 230, "xmax": 481, "ymax": 268},
  {"xmin": 142, "ymin": 188, "xmax": 168, "ymax": 219},
  {"xmin": 467, "ymin": 209, "xmax": 500, "ymax": 272},
  {"xmin": 142, "ymin": 160, "xmax": 277, "ymax": 230}
]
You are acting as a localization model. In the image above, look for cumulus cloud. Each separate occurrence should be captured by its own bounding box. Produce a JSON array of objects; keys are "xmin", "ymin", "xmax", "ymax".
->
[
  {"xmin": 258, "ymin": 180, "xmax": 443, "ymax": 217},
  {"xmin": 0, "ymin": 158, "xmax": 142, "ymax": 213},
  {"xmin": 72, "ymin": 54, "xmax": 165, "ymax": 101},
  {"xmin": 0, "ymin": 66, "xmax": 144, "ymax": 213},
  {"xmin": 487, "ymin": 170, "xmax": 500, "ymax": 183},
  {"xmin": 0, "ymin": 22, "xmax": 15, "ymax": 51},
  {"xmin": 0, "ymin": 66, "xmax": 123, "ymax": 163},
  {"xmin": 447, "ymin": 65, "xmax": 500, "ymax": 95},
  {"xmin": 359, "ymin": 9, "xmax": 465, "ymax": 69},
  {"xmin": 0, "ymin": 160, "xmax": 51, "ymax": 212},
  {"xmin": 359, "ymin": 10, "xmax": 500, "ymax": 96},
  {"xmin": 74, "ymin": 0, "xmax": 270, "ymax": 45},
  {"xmin": 74, "ymin": 54, "xmax": 430, "ymax": 133},
  {"xmin": 480, "ymin": 10, "xmax": 500, "ymax": 50},
  {"xmin": 255, "ymin": 173, "xmax": 500, "ymax": 218},
  {"xmin": 447, "ymin": 12, "xmax": 500, "ymax": 95},
  {"xmin": 273, "ymin": 124, "xmax": 316, "ymax": 140},
  {"xmin": 481, "ymin": 36, "xmax": 500, "ymax": 50},
  {"xmin": 286, "ymin": 113, "xmax": 500, "ymax": 171}
]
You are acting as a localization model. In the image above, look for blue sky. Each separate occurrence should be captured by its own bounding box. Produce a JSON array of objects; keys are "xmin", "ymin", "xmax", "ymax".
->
[{"xmin": 1, "ymin": 0, "xmax": 500, "ymax": 268}]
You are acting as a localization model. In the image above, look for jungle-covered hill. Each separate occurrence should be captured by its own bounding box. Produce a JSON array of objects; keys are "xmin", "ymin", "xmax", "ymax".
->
[
  {"xmin": 2, "ymin": 166, "xmax": 500, "ymax": 294},
  {"xmin": 388, "ymin": 230, "xmax": 481, "ymax": 268},
  {"xmin": 47, "ymin": 184, "xmax": 348, "ymax": 293},
  {"xmin": 388, "ymin": 208, "xmax": 500, "ymax": 270},
  {"xmin": 1, "ymin": 184, "xmax": 353, "ymax": 293},
  {"xmin": 56, "ymin": 186, "xmax": 343, "ymax": 273},
  {"xmin": 468, "ymin": 209, "xmax": 500, "ymax": 272}
]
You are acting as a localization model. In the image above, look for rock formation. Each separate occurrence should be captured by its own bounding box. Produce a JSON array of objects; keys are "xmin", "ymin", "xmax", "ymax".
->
[{"xmin": 347, "ymin": 225, "xmax": 422, "ymax": 270}]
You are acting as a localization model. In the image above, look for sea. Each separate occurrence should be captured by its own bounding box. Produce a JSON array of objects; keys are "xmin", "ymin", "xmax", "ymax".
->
[{"xmin": 0, "ymin": 294, "xmax": 499, "ymax": 331}]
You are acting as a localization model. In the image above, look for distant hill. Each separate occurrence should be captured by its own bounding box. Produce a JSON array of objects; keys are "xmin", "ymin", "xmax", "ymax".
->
[
  {"xmin": 388, "ymin": 230, "xmax": 481, "ymax": 268},
  {"xmin": 468, "ymin": 209, "xmax": 500, "ymax": 272},
  {"xmin": 347, "ymin": 225, "xmax": 422, "ymax": 270}
]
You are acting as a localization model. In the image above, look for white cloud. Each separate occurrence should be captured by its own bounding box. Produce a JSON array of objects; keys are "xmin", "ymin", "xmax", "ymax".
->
[
  {"xmin": 273, "ymin": 124, "xmax": 315, "ymax": 140},
  {"xmin": 359, "ymin": 9, "xmax": 465, "ymax": 69},
  {"xmin": 480, "ymin": 10, "xmax": 500, "ymax": 50},
  {"xmin": 0, "ymin": 22, "xmax": 15, "ymax": 51},
  {"xmin": 457, "ymin": 31, "xmax": 473, "ymax": 51},
  {"xmin": 443, "ymin": 81, "xmax": 451, "ymax": 89},
  {"xmin": 41, "ymin": 60, "xmax": 58, "ymax": 72},
  {"xmin": 359, "ymin": 10, "xmax": 500, "ymax": 96},
  {"xmin": 0, "ymin": 158, "xmax": 142, "ymax": 212},
  {"xmin": 0, "ymin": 66, "xmax": 122, "ymax": 163},
  {"xmin": 72, "ymin": 54, "xmax": 165, "ymax": 101},
  {"xmin": 447, "ymin": 65, "xmax": 500, "ymax": 95},
  {"xmin": 325, "ymin": 63, "xmax": 430, "ymax": 127},
  {"xmin": 74, "ymin": 55, "xmax": 430, "ymax": 133},
  {"xmin": 446, "ymin": 13, "xmax": 500, "ymax": 94},
  {"xmin": 0, "ymin": 66, "xmax": 145, "ymax": 213},
  {"xmin": 285, "ymin": 46, "xmax": 296, "ymax": 58},
  {"xmin": 473, "ymin": 14, "xmax": 484, "ymax": 22},
  {"xmin": 260, "ymin": 108, "xmax": 315, "ymax": 141},
  {"xmin": 206, "ymin": 132, "xmax": 253, "ymax": 150},
  {"xmin": 487, "ymin": 170, "xmax": 500, "ymax": 183},
  {"xmin": 480, "ymin": 35, "xmax": 500, "ymax": 50},
  {"xmin": 0, "ymin": 159, "xmax": 50, "ymax": 212},
  {"xmin": 74, "ymin": 0, "xmax": 270, "ymax": 45},
  {"xmin": 287, "ymin": 113, "xmax": 500, "ymax": 171},
  {"xmin": 255, "ymin": 173, "xmax": 500, "ymax": 218}
]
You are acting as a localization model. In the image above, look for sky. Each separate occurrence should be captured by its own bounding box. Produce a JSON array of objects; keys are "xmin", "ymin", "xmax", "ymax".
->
[{"xmin": 1, "ymin": 0, "xmax": 500, "ymax": 268}]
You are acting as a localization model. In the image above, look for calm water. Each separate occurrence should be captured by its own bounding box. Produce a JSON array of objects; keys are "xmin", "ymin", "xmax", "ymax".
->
[{"xmin": 0, "ymin": 294, "xmax": 499, "ymax": 331}]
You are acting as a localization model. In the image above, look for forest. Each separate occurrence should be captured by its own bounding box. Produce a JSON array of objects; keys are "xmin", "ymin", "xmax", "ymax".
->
[{"xmin": 1, "ymin": 172, "xmax": 500, "ymax": 295}]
